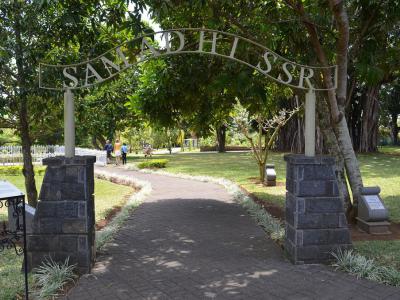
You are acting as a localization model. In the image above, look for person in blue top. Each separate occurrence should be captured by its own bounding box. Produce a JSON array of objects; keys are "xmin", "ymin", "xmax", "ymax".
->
[
  {"xmin": 121, "ymin": 143, "xmax": 128, "ymax": 165},
  {"xmin": 104, "ymin": 140, "xmax": 113, "ymax": 164}
]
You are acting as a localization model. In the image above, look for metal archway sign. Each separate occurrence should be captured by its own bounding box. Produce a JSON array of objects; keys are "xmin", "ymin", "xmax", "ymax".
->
[
  {"xmin": 39, "ymin": 28, "xmax": 337, "ymax": 91},
  {"xmin": 39, "ymin": 28, "xmax": 336, "ymax": 157}
]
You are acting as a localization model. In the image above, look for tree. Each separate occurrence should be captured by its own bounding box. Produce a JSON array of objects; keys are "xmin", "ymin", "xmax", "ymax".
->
[
  {"xmin": 345, "ymin": 0, "xmax": 400, "ymax": 152},
  {"xmin": 76, "ymin": 73, "xmax": 141, "ymax": 148},
  {"xmin": 234, "ymin": 103, "xmax": 299, "ymax": 182},
  {"xmin": 382, "ymin": 83, "xmax": 400, "ymax": 145},
  {"xmin": 0, "ymin": 0, "xmax": 144, "ymax": 206}
]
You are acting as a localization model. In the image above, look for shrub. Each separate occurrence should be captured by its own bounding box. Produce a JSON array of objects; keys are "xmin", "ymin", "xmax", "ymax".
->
[
  {"xmin": 137, "ymin": 159, "xmax": 168, "ymax": 169},
  {"xmin": 0, "ymin": 165, "xmax": 46, "ymax": 176},
  {"xmin": 332, "ymin": 248, "xmax": 400, "ymax": 286},
  {"xmin": 32, "ymin": 257, "xmax": 77, "ymax": 299}
]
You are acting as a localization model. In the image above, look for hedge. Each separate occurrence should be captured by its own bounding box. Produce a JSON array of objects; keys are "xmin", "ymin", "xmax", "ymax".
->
[
  {"xmin": 137, "ymin": 159, "xmax": 168, "ymax": 169},
  {"xmin": 0, "ymin": 165, "xmax": 46, "ymax": 176}
]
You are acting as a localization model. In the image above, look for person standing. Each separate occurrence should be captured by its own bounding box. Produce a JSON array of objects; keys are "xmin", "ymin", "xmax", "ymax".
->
[
  {"xmin": 104, "ymin": 140, "xmax": 113, "ymax": 164},
  {"xmin": 121, "ymin": 143, "xmax": 128, "ymax": 165},
  {"xmin": 114, "ymin": 139, "xmax": 122, "ymax": 165}
]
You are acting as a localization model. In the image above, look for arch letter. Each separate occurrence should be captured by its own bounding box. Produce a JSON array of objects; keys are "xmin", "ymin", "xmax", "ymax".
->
[
  {"xmin": 162, "ymin": 31, "xmax": 185, "ymax": 53},
  {"xmin": 101, "ymin": 56, "xmax": 121, "ymax": 77},
  {"xmin": 198, "ymin": 31, "xmax": 217, "ymax": 54},
  {"xmin": 256, "ymin": 51, "xmax": 278, "ymax": 74},
  {"xmin": 278, "ymin": 62, "xmax": 296, "ymax": 84},
  {"xmin": 85, "ymin": 63, "xmax": 103, "ymax": 86},
  {"xmin": 63, "ymin": 67, "xmax": 78, "ymax": 88},
  {"xmin": 141, "ymin": 37, "xmax": 160, "ymax": 58},
  {"xmin": 298, "ymin": 67, "xmax": 314, "ymax": 89},
  {"xmin": 229, "ymin": 37, "xmax": 239, "ymax": 58},
  {"xmin": 116, "ymin": 47, "xmax": 131, "ymax": 68}
]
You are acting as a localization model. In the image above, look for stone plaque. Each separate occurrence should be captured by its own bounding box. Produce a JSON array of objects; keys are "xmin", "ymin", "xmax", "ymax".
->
[{"xmin": 364, "ymin": 195, "xmax": 385, "ymax": 210}]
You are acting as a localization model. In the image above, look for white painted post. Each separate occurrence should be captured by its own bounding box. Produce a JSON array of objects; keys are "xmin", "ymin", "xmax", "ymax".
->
[
  {"xmin": 304, "ymin": 89, "xmax": 316, "ymax": 157},
  {"xmin": 64, "ymin": 89, "xmax": 75, "ymax": 158}
]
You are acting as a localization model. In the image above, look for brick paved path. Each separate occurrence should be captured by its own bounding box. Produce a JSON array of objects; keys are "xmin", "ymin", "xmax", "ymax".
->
[{"xmin": 65, "ymin": 166, "xmax": 399, "ymax": 300}]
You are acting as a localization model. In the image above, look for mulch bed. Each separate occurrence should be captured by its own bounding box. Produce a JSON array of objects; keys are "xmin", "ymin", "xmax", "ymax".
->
[
  {"xmin": 241, "ymin": 182, "xmax": 400, "ymax": 242},
  {"xmin": 95, "ymin": 205, "xmax": 123, "ymax": 231}
]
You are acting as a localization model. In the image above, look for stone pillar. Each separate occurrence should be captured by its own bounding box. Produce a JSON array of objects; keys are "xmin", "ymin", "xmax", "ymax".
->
[
  {"xmin": 27, "ymin": 156, "xmax": 96, "ymax": 274},
  {"xmin": 284, "ymin": 154, "xmax": 352, "ymax": 264}
]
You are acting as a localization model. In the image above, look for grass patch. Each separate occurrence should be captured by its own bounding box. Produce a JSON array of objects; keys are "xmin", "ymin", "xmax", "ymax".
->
[
  {"xmin": 354, "ymin": 240, "xmax": 400, "ymax": 271},
  {"xmin": 0, "ymin": 249, "xmax": 33, "ymax": 300},
  {"xmin": 128, "ymin": 151, "xmax": 400, "ymax": 221},
  {"xmin": 94, "ymin": 179, "xmax": 133, "ymax": 222},
  {"xmin": 137, "ymin": 159, "xmax": 168, "ymax": 169},
  {"xmin": 128, "ymin": 152, "xmax": 286, "ymax": 207},
  {"xmin": 379, "ymin": 146, "xmax": 400, "ymax": 156},
  {"xmin": 332, "ymin": 248, "xmax": 400, "ymax": 286}
]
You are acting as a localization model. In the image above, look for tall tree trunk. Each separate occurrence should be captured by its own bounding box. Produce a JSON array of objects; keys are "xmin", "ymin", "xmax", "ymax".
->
[
  {"xmin": 259, "ymin": 163, "xmax": 266, "ymax": 182},
  {"xmin": 317, "ymin": 96, "xmax": 351, "ymax": 210},
  {"xmin": 391, "ymin": 113, "xmax": 399, "ymax": 145},
  {"xmin": 19, "ymin": 108, "xmax": 38, "ymax": 207},
  {"xmin": 346, "ymin": 92, "xmax": 363, "ymax": 151},
  {"xmin": 291, "ymin": 1, "xmax": 364, "ymax": 217},
  {"xmin": 13, "ymin": 1, "xmax": 37, "ymax": 207},
  {"xmin": 359, "ymin": 85, "xmax": 380, "ymax": 152},
  {"xmin": 216, "ymin": 124, "xmax": 227, "ymax": 153}
]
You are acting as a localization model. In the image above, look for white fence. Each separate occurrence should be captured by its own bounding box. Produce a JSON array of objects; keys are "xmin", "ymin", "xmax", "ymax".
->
[
  {"xmin": 0, "ymin": 145, "xmax": 107, "ymax": 166},
  {"xmin": 183, "ymin": 139, "xmax": 199, "ymax": 149}
]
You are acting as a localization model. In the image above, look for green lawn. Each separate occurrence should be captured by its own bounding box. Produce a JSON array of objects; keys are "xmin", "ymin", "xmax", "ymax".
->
[
  {"xmin": 379, "ymin": 145, "xmax": 400, "ymax": 156},
  {"xmin": 355, "ymin": 240, "xmax": 400, "ymax": 271},
  {"xmin": 128, "ymin": 150, "xmax": 400, "ymax": 221},
  {"xmin": 0, "ymin": 169, "xmax": 133, "ymax": 300},
  {"xmin": 128, "ymin": 151, "xmax": 287, "ymax": 208}
]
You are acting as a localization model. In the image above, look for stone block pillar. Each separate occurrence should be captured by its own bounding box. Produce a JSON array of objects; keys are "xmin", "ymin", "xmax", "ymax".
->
[
  {"xmin": 284, "ymin": 154, "xmax": 352, "ymax": 264},
  {"xmin": 27, "ymin": 156, "xmax": 96, "ymax": 274}
]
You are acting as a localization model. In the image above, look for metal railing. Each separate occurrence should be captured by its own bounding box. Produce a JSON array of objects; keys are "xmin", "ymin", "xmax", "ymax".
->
[{"xmin": 0, "ymin": 145, "xmax": 106, "ymax": 166}]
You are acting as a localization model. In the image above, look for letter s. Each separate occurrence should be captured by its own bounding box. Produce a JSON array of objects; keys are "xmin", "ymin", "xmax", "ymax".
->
[{"xmin": 63, "ymin": 67, "xmax": 78, "ymax": 88}]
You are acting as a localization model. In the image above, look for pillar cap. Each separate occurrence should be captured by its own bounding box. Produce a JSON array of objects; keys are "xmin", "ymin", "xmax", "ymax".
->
[
  {"xmin": 42, "ymin": 155, "xmax": 96, "ymax": 166},
  {"xmin": 284, "ymin": 154, "xmax": 335, "ymax": 165}
]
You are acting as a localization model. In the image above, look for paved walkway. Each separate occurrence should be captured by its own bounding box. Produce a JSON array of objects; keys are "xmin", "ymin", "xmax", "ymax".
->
[{"xmin": 65, "ymin": 166, "xmax": 399, "ymax": 300}]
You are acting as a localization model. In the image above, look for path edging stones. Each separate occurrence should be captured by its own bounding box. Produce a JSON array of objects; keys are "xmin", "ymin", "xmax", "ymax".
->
[{"xmin": 94, "ymin": 169, "xmax": 152, "ymax": 250}]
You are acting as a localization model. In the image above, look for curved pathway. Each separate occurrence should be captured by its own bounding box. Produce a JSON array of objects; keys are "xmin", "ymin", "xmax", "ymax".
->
[{"xmin": 65, "ymin": 166, "xmax": 399, "ymax": 300}]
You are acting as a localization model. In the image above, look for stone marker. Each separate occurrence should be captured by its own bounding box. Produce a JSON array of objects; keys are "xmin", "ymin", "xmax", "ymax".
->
[
  {"xmin": 284, "ymin": 154, "xmax": 352, "ymax": 264},
  {"xmin": 27, "ymin": 156, "xmax": 96, "ymax": 274},
  {"xmin": 357, "ymin": 186, "xmax": 390, "ymax": 235},
  {"xmin": 265, "ymin": 164, "xmax": 277, "ymax": 186}
]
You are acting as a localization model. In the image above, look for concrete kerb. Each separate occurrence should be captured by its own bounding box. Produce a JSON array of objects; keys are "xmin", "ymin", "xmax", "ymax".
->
[{"xmin": 94, "ymin": 169, "xmax": 152, "ymax": 250}]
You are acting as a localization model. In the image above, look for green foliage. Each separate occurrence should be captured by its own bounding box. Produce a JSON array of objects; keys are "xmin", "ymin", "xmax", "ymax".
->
[
  {"xmin": 355, "ymin": 240, "xmax": 400, "ymax": 272},
  {"xmin": 32, "ymin": 257, "xmax": 77, "ymax": 299},
  {"xmin": 0, "ymin": 166, "xmax": 46, "ymax": 176},
  {"xmin": 332, "ymin": 249, "xmax": 400, "ymax": 286},
  {"xmin": 137, "ymin": 159, "xmax": 168, "ymax": 169},
  {"xmin": 0, "ymin": 129, "xmax": 20, "ymax": 146}
]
